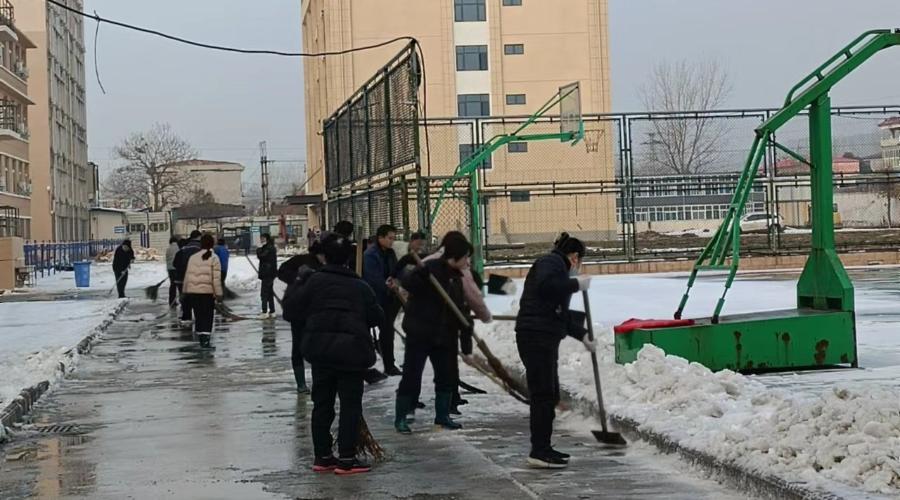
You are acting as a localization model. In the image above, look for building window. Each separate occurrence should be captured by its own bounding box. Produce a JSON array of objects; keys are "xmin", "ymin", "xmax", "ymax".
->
[
  {"xmin": 460, "ymin": 144, "xmax": 492, "ymax": 169},
  {"xmin": 510, "ymin": 191, "xmax": 531, "ymax": 202},
  {"xmin": 503, "ymin": 0, "xmax": 522, "ymax": 5},
  {"xmin": 454, "ymin": 0, "xmax": 486, "ymax": 22},
  {"xmin": 458, "ymin": 94, "xmax": 490, "ymax": 117},
  {"xmin": 508, "ymin": 142, "xmax": 528, "ymax": 153},
  {"xmin": 504, "ymin": 44, "xmax": 525, "ymax": 55},
  {"xmin": 506, "ymin": 94, "xmax": 526, "ymax": 105},
  {"xmin": 456, "ymin": 45, "xmax": 488, "ymax": 71}
]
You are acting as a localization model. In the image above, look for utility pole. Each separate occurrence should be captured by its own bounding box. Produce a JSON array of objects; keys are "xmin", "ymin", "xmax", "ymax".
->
[{"xmin": 259, "ymin": 140, "xmax": 270, "ymax": 216}]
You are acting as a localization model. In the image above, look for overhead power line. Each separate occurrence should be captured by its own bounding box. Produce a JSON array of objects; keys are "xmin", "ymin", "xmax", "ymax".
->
[{"xmin": 47, "ymin": 0, "xmax": 414, "ymax": 57}]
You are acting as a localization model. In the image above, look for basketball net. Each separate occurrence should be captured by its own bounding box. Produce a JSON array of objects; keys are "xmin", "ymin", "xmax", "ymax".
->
[{"xmin": 584, "ymin": 129, "xmax": 602, "ymax": 153}]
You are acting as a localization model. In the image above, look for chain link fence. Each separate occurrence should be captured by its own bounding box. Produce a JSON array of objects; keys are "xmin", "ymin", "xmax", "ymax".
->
[{"xmin": 325, "ymin": 101, "xmax": 900, "ymax": 263}]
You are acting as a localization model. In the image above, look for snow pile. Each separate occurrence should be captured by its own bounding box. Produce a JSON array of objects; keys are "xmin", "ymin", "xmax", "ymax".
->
[
  {"xmin": 95, "ymin": 246, "xmax": 161, "ymax": 262},
  {"xmin": 0, "ymin": 299, "xmax": 126, "ymax": 410},
  {"xmin": 226, "ymin": 256, "xmax": 261, "ymax": 291},
  {"xmin": 20, "ymin": 261, "xmax": 167, "ymax": 294},
  {"xmin": 475, "ymin": 314, "xmax": 900, "ymax": 496}
]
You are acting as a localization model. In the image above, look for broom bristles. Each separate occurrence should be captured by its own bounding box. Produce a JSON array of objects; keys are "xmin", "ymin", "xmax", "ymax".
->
[{"xmin": 356, "ymin": 416, "xmax": 385, "ymax": 461}]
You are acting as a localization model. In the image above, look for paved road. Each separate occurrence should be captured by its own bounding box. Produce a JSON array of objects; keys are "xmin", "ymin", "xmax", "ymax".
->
[{"xmin": 0, "ymin": 295, "xmax": 749, "ymax": 499}]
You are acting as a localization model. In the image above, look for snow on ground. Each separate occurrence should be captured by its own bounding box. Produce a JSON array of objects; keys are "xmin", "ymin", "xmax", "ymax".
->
[
  {"xmin": 478, "ymin": 267, "xmax": 900, "ymax": 496},
  {"xmin": 17, "ymin": 260, "xmax": 167, "ymax": 296},
  {"xmin": 0, "ymin": 299, "xmax": 125, "ymax": 412}
]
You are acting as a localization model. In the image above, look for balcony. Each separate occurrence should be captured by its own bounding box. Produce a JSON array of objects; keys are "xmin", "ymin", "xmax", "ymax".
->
[
  {"xmin": 0, "ymin": 101, "xmax": 27, "ymax": 141},
  {"xmin": 882, "ymin": 136, "xmax": 900, "ymax": 149},
  {"xmin": 0, "ymin": 2, "xmax": 15, "ymax": 44}
]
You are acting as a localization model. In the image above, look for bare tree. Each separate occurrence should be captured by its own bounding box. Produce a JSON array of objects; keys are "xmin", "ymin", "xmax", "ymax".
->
[
  {"xmin": 183, "ymin": 189, "xmax": 217, "ymax": 206},
  {"xmin": 104, "ymin": 123, "xmax": 200, "ymax": 210},
  {"xmin": 639, "ymin": 58, "xmax": 732, "ymax": 175}
]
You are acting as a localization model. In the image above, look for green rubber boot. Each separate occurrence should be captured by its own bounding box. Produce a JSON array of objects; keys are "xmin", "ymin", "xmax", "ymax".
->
[
  {"xmin": 434, "ymin": 391, "xmax": 462, "ymax": 430},
  {"xmin": 395, "ymin": 396, "xmax": 413, "ymax": 434}
]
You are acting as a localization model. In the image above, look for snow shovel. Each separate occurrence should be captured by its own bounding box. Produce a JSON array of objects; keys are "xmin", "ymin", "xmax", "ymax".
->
[
  {"xmin": 582, "ymin": 289, "xmax": 627, "ymax": 447},
  {"xmin": 145, "ymin": 277, "xmax": 168, "ymax": 300}
]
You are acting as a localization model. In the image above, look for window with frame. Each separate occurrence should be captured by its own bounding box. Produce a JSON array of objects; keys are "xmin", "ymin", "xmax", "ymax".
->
[
  {"xmin": 503, "ymin": 0, "xmax": 522, "ymax": 5},
  {"xmin": 506, "ymin": 94, "xmax": 526, "ymax": 105},
  {"xmin": 459, "ymin": 143, "xmax": 492, "ymax": 169},
  {"xmin": 457, "ymin": 94, "xmax": 490, "ymax": 117},
  {"xmin": 504, "ymin": 44, "xmax": 524, "ymax": 55},
  {"xmin": 507, "ymin": 142, "xmax": 528, "ymax": 153},
  {"xmin": 129, "ymin": 223, "xmax": 145, "ymax": 233},
  {"xmin": 510, "ymin": 190, "xmax": 530, "ymax": 202},
  {"xmin": 454, "ymin": 0, "xmax": 486, "ymax": 22},
  {"xmin": 456, "ymin": 45, "xmax": 488, "ymax": 71}
]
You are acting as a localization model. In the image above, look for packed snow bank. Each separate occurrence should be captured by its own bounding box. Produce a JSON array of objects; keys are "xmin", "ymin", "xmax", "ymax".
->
[
  {"xmin": 475, "ymin": 269, "xmax": 900, "ymax": 497},
  {"xmin": 0, "ymin": 299, "xmax": 125, "ymax": 410}
]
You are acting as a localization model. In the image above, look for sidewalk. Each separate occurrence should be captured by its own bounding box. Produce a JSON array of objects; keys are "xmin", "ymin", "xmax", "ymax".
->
[{"xmin": 0, "ymin": 295, "xmax": 747, "ymax": 499}]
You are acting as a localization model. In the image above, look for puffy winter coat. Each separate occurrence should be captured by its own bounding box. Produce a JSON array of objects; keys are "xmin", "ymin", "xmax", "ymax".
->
[
  {"xmin": 402, "ymin": 258, "xmax": 473, "ymax": 354},
  {"xmin": 183, "ymin": 251, "xmax": 224, "ymax": 298},
  {"xmin": 363, "ymin": 244, "xmax": 398, "ymax": 307},
  {"xmin": 423, "ymin": 248, "xmax": 491, "ymax": 323},
  {"xmin": 165, "ymin": 242, "xmax": 179, "ymax": 271},
  {"xmin": 173, "ymin": 238, "xmax": 202, "ymax": 284},
  {"xmin": 213, "ymin": 244, "xmax": 229, "ymax": 274},
  {"xmin": 297, "ymin": 265, "xmax": 384, "ymax": 371},
  {"xmin": 515, "ymin": 249, "xmax": 587, "ymax": 344},
  {"xmin": 256, "ymin": 243, "xmax": 278, "ymax": 280}
]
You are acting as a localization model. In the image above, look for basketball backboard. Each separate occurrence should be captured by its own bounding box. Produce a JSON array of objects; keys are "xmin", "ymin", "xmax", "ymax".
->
[{"xmin": 559, "ymin": 81, "xmax": 583, "ymax": 143}]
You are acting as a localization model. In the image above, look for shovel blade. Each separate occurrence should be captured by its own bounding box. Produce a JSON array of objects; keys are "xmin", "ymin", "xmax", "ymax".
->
[{"xmin": 592, "ymin": 430, "xmax": 627, "ymax": 447}]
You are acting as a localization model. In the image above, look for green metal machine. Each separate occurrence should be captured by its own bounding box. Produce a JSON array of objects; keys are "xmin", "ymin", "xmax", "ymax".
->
[
  {"xmin": 428, "ymin": 83, "xmax": 584, "ymax": 274},
  {"xmin": 616, "ymin": 30, "xmax": 900, "ymax": 373}
]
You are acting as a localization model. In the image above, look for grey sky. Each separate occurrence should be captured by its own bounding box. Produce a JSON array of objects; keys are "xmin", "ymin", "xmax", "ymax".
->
[{"xmin": 83, "ymin": 0, "xmax": 900, "ymax": 189}]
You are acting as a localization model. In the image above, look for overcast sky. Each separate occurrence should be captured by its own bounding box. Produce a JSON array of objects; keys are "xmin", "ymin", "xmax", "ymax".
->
[{"xmin": 83, "ymin": 0, "xmax": 900, "ymax": 184}]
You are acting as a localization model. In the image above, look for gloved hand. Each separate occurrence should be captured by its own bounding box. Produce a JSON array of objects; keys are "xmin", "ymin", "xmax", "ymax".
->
[
  {"xmin": 576, "ymin": 275, "xmax": 591, "ymax": 291},
  {"xmin": 582, "ymin": 336, "xmax": 597, "ymax": 353}
]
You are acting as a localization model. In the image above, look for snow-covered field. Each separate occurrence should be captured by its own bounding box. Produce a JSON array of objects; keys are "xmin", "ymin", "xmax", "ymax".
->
[
  {"xmin": 0, "ymin": 299, "xmax": 125, "ymax": 414},
  {"xmin": 479, "ymin": 268, "xmax": 900, "ymax": 496},
  {"xmin": 13, "ymin": 260, "xmax": 168, "ymax": 296}
]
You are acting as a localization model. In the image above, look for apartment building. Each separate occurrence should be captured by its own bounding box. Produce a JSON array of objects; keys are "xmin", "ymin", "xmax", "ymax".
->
[
  {"xmin": 0, "ymin": 0, "xmax": 35, "ymax": 238},
  {"xmin": 13, "ymin": 0, "xmax": 90, "ymax": 242},
  {"xmin": 301, "ymin": 0, "xmax": 615, "ymax": 241}
]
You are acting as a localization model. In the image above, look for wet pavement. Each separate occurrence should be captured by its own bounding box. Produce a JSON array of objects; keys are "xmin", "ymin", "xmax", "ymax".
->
[{"xmin": 0, "ymin": 295, "xmax": 749, "ymax": 499}]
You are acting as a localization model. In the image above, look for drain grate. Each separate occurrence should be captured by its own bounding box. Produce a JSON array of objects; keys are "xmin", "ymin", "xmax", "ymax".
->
[{"xmin": 35, "ymin": 424, "xmax": 79, "ymax": 434}]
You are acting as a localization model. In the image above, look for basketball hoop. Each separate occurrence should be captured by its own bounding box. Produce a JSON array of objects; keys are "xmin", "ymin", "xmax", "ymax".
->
[{"xmin": 584, "ymin": 129, "xmax": 603, "ymax": 153}]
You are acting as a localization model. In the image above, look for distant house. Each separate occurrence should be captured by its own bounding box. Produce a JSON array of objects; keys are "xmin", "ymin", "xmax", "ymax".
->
[
  {"xmin": 773, "ymin": 156, "xmax": 861, "ymax": 176},
  {"xmin": 166, "ymin": 159, "xmax": 245, "ymax": 206},
  {"xmin": 879, "ymin": 117, "xmax": 900, "ymax": 171}
]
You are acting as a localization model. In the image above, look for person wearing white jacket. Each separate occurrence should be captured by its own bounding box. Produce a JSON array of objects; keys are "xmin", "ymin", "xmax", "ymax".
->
[{"xmin": 182, "ymin": 233, "xmax": 223, "ymax": 348}]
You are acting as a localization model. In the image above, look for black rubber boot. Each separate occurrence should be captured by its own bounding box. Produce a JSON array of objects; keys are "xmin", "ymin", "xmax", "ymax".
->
[
  {"xmin": 434, "ymin": 391, "xmax": 462, "ymax": 430},
  {"xmin": 395, "ymin": 395, "xmax": 413, "ymax": 434}
]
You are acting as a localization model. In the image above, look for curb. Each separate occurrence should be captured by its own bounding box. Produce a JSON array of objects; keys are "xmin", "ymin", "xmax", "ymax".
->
[
  {"xmin": 0, "ymin": 299, "xmax": 129, "ymax": 440},
  {"xmin": 498, "ymin": 362, "xmax": 883, "ymax": 500}
]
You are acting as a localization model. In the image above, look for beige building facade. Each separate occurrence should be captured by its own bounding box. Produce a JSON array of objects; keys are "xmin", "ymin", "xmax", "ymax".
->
[
  {"xmin": 13, "ymin": 0, "xmax": 90, "ymax": 243},
  {"xmin": 0, "ymin": 0, "xmax": 35, "ymax": 240},
  {"xmin": 301, "ymin": 0, "xmax": 614, "ymax": 241},
  {"xmin": 169, "ymin": 159, "xmax": 245, "ymax": 207}
]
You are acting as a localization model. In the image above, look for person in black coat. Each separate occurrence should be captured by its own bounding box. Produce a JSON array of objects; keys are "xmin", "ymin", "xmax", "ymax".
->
[
  {"xmin": 256, "ymin": 233, "xmax": 278, "ymax": 318},
  {"xmin": 515, "ymin": 233, "xmax": 595, "ymax": 469},
  {"xmin": 112, "ymin": 239, "xmax": 135, "ymax": 298},
  {"xmin": 296, "ymin": 233, "xmax": 383, "ymax": 475},
  {"xmin": 280, "ymin": 240, "xmax": 325, "ymax": 394},
  {"xmin": 394, "ymin": 235, "xmax": 473, "ymax": 434},
  {"xmin": 173, "ymin": 230, "xmax": 203, "ymax": 324}
]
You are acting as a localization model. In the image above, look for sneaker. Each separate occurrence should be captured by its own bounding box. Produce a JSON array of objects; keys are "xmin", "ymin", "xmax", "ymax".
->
[
  {"xmin": 549, "ymin": 448, "xmax": 570, "ymax": 461},
  {"xmin": 334, "ymin": 457, "xmax": 371, "ymax": 475},
  {"xmin": 257, "ymin": 313, "xmax": 269, "ymax": 320},
  {"xmin": 527, "ymin": 452, "xmax": 568, "ymax": 469},
  {"xmin": 296, "ymin": 385, "xmax": 310, "ymax": 395},
  {"xmin": 384, "ymin": 365, "xmax": 402, "ymax": 376},
  {"xmin": 312, "ymin": 455, "xmax": 338, "ymax": 472}
]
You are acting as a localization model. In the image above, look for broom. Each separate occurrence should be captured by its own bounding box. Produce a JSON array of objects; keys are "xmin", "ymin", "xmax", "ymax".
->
[{"xmin": 145, "ymin": 277, "xmax": 168, "ymax": 300}]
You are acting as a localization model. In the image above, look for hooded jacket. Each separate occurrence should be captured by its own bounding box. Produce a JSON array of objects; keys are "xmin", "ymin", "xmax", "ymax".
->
[{"xmin": 515, "ymin": 249, "xmax": 587, "ymax": 344}]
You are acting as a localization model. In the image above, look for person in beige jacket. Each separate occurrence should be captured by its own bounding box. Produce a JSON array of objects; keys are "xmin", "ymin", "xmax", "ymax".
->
[{"xmin": 183, "ymin": 233, "xmax": 224, "ymax": 348}]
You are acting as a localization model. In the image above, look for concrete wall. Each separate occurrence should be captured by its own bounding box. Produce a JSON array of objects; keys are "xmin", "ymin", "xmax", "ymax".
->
[{"xmin": 90, "ymin": 210, "xmax": 126, "ymax": 241}]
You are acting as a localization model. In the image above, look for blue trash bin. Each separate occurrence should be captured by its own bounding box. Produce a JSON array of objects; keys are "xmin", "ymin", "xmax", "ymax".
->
[{"xmin": 74, "ymin": 261, "xmax": 91, "ymax": 288}]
